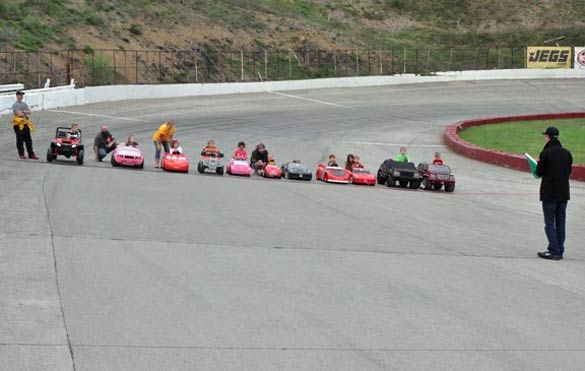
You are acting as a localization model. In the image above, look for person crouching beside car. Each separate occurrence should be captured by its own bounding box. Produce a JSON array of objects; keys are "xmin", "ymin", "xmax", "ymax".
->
[
  {"xmin": 94, "ymin": 125, "xmax": 117, "ymax": 161},
  {"xmin": 250, "ymin": 143, "xmax": 269, "ymax": 172}
]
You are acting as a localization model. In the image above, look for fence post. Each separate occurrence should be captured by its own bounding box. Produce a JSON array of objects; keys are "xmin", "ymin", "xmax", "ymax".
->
[
  {"xmin": 276, "ymin": 50, "xmax": 280, "ymax": 80},
  {"xmin": 264, "ymin": 50, "xmax": 268, "ymax": 81},
  {"xmin": 511, "ymin": 47, "xmax": 515, "ymax": 69},
  {"xmin": 135, "ymin": 51, "xmax": 138, "ymax": 83},
  {"xmin": 195, "ymin": 50, "xmax": 199, "ymax": 82},
  {"xmin": 240, "ymin": 50, "xmax": 244, "ymax": 81},
  {"xmin": 288, "ymin": 50, "xmax": 292, "ymax": 80},
  {"xmin": 403, "ymin": 48, "xmax": 407, "ymax": 74},
  {"xmin": 355, "ymin": 50, "xmax": 359, "ymax": 76},
  {"xmin": 379, "ymin": 49, "xmax": 383, "ymax": 75},
  {"xmin": 485, "ymin": 48, "xmax": 489, "ymax": 69},
  {"xmin": 333, "ymin": 51, "xmax": 337, "ymax": 76},
  {"xmin": 448, "ymin": 48, "xmax": 453, "ymax": 71},
  {"xmin": 253, "ymin": 52, "xmax": 257, "ymax": 81}
]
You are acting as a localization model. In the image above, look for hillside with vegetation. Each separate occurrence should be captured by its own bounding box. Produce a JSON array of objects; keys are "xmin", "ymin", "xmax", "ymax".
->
[{"xmin": 1, "ymin": 0, "xmax": 585, "ymax": 52}]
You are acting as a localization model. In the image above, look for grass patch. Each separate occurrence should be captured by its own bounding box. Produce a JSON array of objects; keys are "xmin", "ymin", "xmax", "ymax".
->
[{"xmin": 459, "ymin": 119, "xmax": 585, "ymax": 164}]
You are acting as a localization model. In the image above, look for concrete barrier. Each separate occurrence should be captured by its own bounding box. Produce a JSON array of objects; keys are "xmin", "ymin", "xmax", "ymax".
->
[
  {"xmin": 2, "ymin": 68, "xmax": 585, "ymax": 115},
  {"xmin": 444, "ymin": 113, "xmax": 585, "ymax": 181}
]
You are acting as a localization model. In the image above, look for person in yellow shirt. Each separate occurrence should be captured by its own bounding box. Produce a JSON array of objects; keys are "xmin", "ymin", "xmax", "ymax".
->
[{"xmin": 152, "ymin": 120, "xmax": 176, "ymax": 168}]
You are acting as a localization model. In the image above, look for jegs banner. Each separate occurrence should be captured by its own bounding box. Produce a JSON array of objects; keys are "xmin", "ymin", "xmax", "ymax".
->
[{"xmin": 527, "ymin": 47, "xmax": 572, "ymax": 69}]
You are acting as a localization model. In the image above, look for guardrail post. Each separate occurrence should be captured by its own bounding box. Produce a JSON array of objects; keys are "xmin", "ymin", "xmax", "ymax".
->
[
  {"xmin": 403, "ymin": 48, "xmax": 407, "ymax": 74},
  {"xmin": 355, "ymin": 50, "xmax": 359, "ymax": 76}
]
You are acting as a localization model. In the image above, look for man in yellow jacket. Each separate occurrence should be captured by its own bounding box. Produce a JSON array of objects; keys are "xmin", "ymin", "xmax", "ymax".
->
[
  {"xmin": 11, "ymin": 90, "xmax": 38, "ymax": 160},
  {"xmin": 152, "ymin": 120, "xmax": 176, "ymax": 168}
]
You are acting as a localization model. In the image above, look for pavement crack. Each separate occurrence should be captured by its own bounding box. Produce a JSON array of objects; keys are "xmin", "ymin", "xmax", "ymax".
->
[{"xmin": 42, "ymin": 168, "xmax": 77, "ymax": 371}]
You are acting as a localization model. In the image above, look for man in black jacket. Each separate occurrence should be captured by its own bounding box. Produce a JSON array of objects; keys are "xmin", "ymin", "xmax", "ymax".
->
[
  {"xmin": 250, "ymin": 143, "xmax": 269, "ymax": 173},
  {"xmin": 535, "ymin": 127, "xmax": 573, "ymax": 260}
]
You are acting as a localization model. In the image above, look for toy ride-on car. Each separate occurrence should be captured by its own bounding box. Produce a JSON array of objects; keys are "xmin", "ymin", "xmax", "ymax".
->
[
  {"xmin": 161, "ymin": 152, "xmax": 189, "ymax": 173},
  {"xmin": 417, "ymin": 162, "xmax": 456, "ymax": 192},
  {"xmin": 111, "ymin": 145, "xmax": 144, "ymax": 168},
  {"xmin": 46, "ymin": 127, "xmax": 84, "ymax": 165},
  {"xmin": 377, "ymin": 160, "xmax": 421, "ymax": 189},
  {"xmin": 316, "ymin": 164, "xmax": 351, "ymax": 184},
  {"xmin": 349, "ymin": 167, "xmax": 376, "ymax": 186},
  {"xmin": 281, "ymin": 160, "xmax": 312, "ymax": 181},
  {"xmin": 197, "ymin": 151, "xmax": 224, "ymax": 175},
  {"xmin": 263, "ymin": 164, "xmax": 282, "ymax": 179},
  {"xmin": 226, "ymin": 158, "xmax": 252, "ymax": 176}
]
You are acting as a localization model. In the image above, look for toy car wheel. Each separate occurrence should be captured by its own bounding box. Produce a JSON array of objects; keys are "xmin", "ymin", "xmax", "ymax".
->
[
  {"xmin": 423, "ymin": 179, "xmax": 432, "ymax": 190},
  {"xmin": 399, "ymin": 180, "xmax": 408, "ymax": 188},
  {"xmin": 323, "ymin": 174, "xmax": 328, "ymax": 182},
  {"xmin": 445, "ymin": 183, "xmax": 455, "ymax": 193},
  {"xmin": 385, "ymin": 175, "xmax": 395, "ymax": 187},
  {"xmin": 376, "ymin": 172, "xmax": 384, "ymax": 185},
  {"xmin": 216, "ymin": 166, "xmax": 224, "ymax": 175},
  {"xmin": 197, "ymin": 161, "xmax": 205, "ymax": 174},
  {"xmin": 433, "ymin": 184, "xmax": 443, "ymax": 191},
  {"xmin": 76, "ymin": 150, "xmax": 84, "ymax": 165},
  {"xmin": 46, "ymin": 148, "xmax": 53, "ymax": 162},
  {"xmin": 111, "ymin": 156, "xmax": 118, "ymax": 167},
  {"xmin": 409, "ymin": 181, "xmax": 421, "ymax": 189}
]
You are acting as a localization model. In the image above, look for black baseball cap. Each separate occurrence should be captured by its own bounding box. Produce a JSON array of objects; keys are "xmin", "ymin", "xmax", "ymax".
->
[
  {"xmin": 16, "ymin": 90, "xmax": 25, "ymax": 95},
  {"xmin": 542, "ymin": 127, "xmax": 559, "ymax": 137}
]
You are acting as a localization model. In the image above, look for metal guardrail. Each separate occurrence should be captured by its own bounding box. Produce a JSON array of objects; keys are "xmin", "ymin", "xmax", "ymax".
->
[{"xmin": 0, "ymin": 47, "xmax": 527, "ymax": 88}]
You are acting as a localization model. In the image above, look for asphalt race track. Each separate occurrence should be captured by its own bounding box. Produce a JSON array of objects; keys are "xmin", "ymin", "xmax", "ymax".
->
[{"xmin": 1, "ymin": 80, "xmax": 585, "ymax": 371}]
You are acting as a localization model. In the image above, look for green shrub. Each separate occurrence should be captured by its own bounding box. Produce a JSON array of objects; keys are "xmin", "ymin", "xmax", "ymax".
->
[{"xmin": 129, "ymin": 23, "xmax": 142, "ymax": 35}]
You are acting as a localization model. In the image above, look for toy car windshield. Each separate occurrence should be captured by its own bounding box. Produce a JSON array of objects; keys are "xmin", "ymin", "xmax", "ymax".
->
[
  {"xmin": 289, "ymin": 163, "xmax": 308, "ymax": 171},
  {"xmin": 390, "ymin": 160, "xmax": 416, "ymax": 170},
  {"xmin": 352, "ymin": 168, "xmax": 370, "ymax": 174},
  {"xmin": 56, "ymin": 128, "xmax": 80, "ymax": 139},
  {"xmin": 328, "ymin": 168, "xmax": 347, "ymax": 176},
  {"xmin": 428, "ymin": 165, "xmax": 451, "ymax": 173}
]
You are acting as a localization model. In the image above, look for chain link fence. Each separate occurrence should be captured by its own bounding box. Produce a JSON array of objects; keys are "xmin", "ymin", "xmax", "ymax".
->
[{"xmin": 0, "ymin": 47, "xmax": 527, "ymax": 89}]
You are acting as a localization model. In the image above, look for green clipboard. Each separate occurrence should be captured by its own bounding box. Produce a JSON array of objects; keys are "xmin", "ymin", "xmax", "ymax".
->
[{"xmin": 524, "ymin": 153, "xmax": 540, "ymax": 179}]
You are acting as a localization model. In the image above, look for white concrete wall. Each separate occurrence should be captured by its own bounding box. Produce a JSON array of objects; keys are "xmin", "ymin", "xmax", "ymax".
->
[{"xmin": 2, "ymin": 68, "xmax": 585, "ymax": 116}]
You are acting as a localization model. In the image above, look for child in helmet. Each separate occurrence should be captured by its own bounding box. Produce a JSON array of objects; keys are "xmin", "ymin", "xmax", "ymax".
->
[{"xmin": 170, "ymin": 139, "xmax": 183, "ymax": 154}]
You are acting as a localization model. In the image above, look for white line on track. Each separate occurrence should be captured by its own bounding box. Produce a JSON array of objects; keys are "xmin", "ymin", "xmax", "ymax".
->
[
  {"xmin": 346, "ymin": 141, "xmax": 446, "ymax": 148},
  {"xmin": 48, "ymin": 110, "xmax": 151, "ymax": 123},
  {"xmin": 269, "ymin": 91, "xmax": 352, "ymax": 109}
]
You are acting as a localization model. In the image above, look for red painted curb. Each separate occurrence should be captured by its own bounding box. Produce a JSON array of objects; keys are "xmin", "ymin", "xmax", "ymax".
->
[{"xmin": 444, "ymin": 113, "xmax": 585, "ymax": 182}]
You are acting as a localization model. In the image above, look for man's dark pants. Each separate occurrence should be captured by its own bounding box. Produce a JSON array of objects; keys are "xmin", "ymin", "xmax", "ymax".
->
[
  {"xmin": 13, "ymin": 125, "xmax": 35, "ymax": 157},
  {"xmin": 97, "ymin": 145, "xmax": 115, "ymax": 161},
  {"xmin": 542, "ymin": 200, "xmax": 568, "ymax": 257}
]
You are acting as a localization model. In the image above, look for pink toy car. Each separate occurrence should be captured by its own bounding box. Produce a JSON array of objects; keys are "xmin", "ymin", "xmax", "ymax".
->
[
  {"xmin": 226, "ymin": 159, "xmax": 252, "ymax": 176},
  {"xmin": 111, "ymin": 145, "xmax": 144, "ymax": 168}
]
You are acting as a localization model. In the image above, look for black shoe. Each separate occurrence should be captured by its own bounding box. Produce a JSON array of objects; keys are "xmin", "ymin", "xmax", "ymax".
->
[{"xmin": 537, "ymin": 251, "xmax": 562, "ymax": 260}]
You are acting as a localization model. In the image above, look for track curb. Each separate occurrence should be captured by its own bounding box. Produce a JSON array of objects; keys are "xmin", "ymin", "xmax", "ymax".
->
[{"xmin": 444, "ymin": 112, "xmax": 585, "ymax": 182}]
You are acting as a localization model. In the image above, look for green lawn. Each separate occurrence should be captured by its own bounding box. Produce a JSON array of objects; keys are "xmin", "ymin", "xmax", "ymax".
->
[{"xmin": 459, "ymin": 118, "xmax": 585, "ymax": 164}]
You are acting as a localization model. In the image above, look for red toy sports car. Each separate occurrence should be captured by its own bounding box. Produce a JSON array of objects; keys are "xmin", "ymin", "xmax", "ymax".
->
[
  {"xmin": 263, "ymin": 164, "xmax": 282, "ymax": 179},
  {"xmin": 349, "ymin": 167, "xmax": 376, "ymax": 186},
  {"xmin": 161, "ymin": 152, "xmax": 189, "ymax": 173},
  {"xmin": 316, "ymin": 164, "xmax": 351, "ymax": 184}
]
